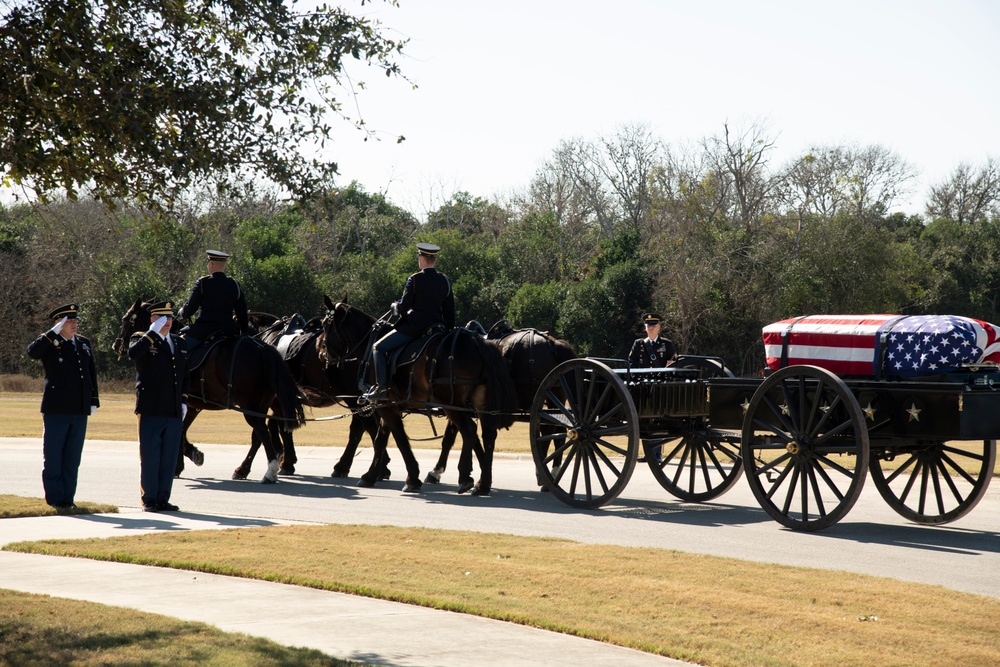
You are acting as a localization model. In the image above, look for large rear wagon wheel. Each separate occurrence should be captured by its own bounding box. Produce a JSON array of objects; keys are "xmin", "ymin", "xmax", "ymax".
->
[
  {"xmin": 869, "ymin": 440, "xmax": 995, "ymax": 524},
  {"xmin": 529, "ymin": 359, "xmax": 639, "ymax": 508},
  {"xmin": 647, "ymin": 430, "xmax": 743, "ymax": 502},
  {"xmin": 741, "ymin": 365, "xmax": 869, "ymax": 531}
]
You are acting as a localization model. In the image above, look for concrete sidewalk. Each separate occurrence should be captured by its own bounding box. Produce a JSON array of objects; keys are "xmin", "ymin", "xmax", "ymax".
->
[{"xmin": 0, "ymin": 510, "xmax": 695, "ymax": 667}]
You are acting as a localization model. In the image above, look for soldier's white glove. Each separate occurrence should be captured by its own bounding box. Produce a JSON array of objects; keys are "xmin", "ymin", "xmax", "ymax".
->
[
  {"xmin": 181, "ymin": 403, "xmax": 188, "ymax": 420},
  {"xmin": 391, "ymin": 302, "xmax": 399, "ymax": 316},
  {"xmin": 148, "ymin": 315, "xmax": 168, "ymax": 334},
  {"xmin": 90, "ymin": 406, "xmax": 97, "ymax": 416},
  {"xmin": 50, "ymin": 316, "xmax": 68, "ymax": 336}
]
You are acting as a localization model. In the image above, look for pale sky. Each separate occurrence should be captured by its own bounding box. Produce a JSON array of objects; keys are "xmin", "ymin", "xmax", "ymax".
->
[{"xmin": 328, "ymin": 0, "xmax": 1000, "ymax": 220}]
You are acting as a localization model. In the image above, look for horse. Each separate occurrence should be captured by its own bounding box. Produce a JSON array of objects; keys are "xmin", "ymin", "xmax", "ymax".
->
[
  {"xmin": 112, "ymin": 299, "xmax": 306, "ymax": 483},
  {"xmin": 423, "ymin": 323, "xmax": 577, "ymax": 484},
  {"xmin": 234, "ymin": 309, "xmax": 384, "ymax": 481},
  {"xmin": 321, "ymin": 301, "xmax": 519, "ymax": 494}
]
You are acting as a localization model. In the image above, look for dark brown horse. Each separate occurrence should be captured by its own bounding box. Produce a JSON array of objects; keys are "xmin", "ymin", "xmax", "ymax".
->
[
  {"xmin": 235, "ymin": 309, "xmax": 383, "ymax": 480},
  {"xmin": 322, "ymin": 301, "xmax": 518, "ymax": 494},
  {"xmin": 424, "ymin": 324, "xmax": 577, "ymax": 484},
  {"xmin": 113, "ymin": 299, "xmax": 306, "ymax": 483}
]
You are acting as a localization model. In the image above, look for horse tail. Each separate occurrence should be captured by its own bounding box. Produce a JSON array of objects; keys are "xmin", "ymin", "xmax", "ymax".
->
[
  {"xmin": 478, "ymin": 338, "xmax": 519, "ymax": 431},
  {"xmin": 260, "ymin": 341, "xmax": 306, "ymax": 431}
]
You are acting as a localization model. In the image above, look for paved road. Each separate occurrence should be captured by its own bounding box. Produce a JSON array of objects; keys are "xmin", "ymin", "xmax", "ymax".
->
[{"xmin": 2, "ymin": 437, "xmax": 998, "ymax": 600}]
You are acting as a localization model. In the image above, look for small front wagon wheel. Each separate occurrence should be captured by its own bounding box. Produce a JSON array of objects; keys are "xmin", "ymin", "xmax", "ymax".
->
[
  {"xmin": 741, "ymin": 365, "xmax": 869, "ymax": 531},
  {"xmin": 529, "ymin": 359, "xmax": 639, "ymax": 508},
  {"xmin": 648, "ymin": 431, "xmax": 743, "ymax": 502}
]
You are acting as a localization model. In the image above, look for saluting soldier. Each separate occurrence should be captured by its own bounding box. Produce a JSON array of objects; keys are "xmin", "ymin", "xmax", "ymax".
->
[
  {"xmin": 628, "ymin": 313, "xmax": 676, "ymax": 368},
  {"xmin": 128, "ymin": 301, "xmax": 190, "ymax": 512},
  {"xmin": 26, "ymin": 304, "xmax": 100, "ymax": 509},
  {"xmin": 177, "ymin": 249, "xmax": 248, "ymax": 350},
  {"xmin": 364, "ymin": 242, "xmax": 456, "ymax": 402}
]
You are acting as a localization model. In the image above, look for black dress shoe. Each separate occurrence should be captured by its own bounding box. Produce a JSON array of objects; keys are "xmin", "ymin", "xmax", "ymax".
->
[
  {"xmin": 142, "ymin": 504, "xmax": 159, "ymax": 512},
  {"xmin": 157, "ymin": 502, "xmax": 180, "ymax": 512}
]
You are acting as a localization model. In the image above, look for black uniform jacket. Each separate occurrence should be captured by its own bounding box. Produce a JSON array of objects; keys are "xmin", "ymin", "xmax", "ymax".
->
[
  {"xmin": 178, "ymin": 271, "xmax": 249, "ymax": 340},
  {"xmin": 393, "ymin": 267, "xmax": 456, "ymax": 337},
  {"xmin": 127, "ymin": 331, "xmax": 190, "ymax": 418},
  {"xmin": 26, "ymin": 332, "xmax": 99, "ymax": 415},
  {"xmin": 628, "ymin": 336, "xmax": 677, "ymax": 368}
]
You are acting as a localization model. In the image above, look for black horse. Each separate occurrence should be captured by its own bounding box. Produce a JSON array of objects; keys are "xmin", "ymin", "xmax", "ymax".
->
[
  {"xmin": 424, "ymin": 323, "xmax": 577, "ymax": 484},
  {"xmin": 322, "ymin": 301, "xmax": 518, "ymax": 494},
  {"xmin": 235, "ymin": 309, "xmax": 384, "ymax": 480},
  {"xmin": 113, "ymin": 299, "xmax": 306, "ymax": 483}
]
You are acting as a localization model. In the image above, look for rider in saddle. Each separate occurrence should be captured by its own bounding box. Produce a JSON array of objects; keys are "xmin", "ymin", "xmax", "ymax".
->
[
  {"xmin": 363, "ymin": 242, "xmax": 455, "ymax": 402},
  {"xmin": 177, "ymin": 249, "xmax": 249, "ymax": 351}
]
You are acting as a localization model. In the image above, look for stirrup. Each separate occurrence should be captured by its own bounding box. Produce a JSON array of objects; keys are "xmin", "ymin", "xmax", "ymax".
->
[{"xmin": 360, "ymin": 386, "xmax": 388, "ymax": 404}]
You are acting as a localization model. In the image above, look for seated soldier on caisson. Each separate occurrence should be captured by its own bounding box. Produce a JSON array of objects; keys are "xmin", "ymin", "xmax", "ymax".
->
[
  {"xmin": 629, "ymin": 312, "xmax": 677, "ymax": 462},
  {"xmin": 628, "ymin": 312, "xmax": 676, "ymax": 368},
  {"xmin": 363, "ymin": 243, "xmax": 456, "ymax": 402},
  {"xmin": 177, "ymin": 249, "xmax": 249, "ymax": 350}
]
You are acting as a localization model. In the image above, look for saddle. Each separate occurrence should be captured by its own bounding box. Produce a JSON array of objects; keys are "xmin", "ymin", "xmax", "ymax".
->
[
  {"xmin": 186, "ymin": 332, "xmax": 230, "ymax": 371},
  {"xmin": 388, "ymin": 328, "xmax": 447, "ymax": 373},
  {"xmin": 274, "ymin": 313, "xmax": 309, "ymax": 360}
]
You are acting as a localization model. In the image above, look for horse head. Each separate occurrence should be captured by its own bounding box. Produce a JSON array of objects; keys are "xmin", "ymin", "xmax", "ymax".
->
[
  {"xmin": 112, "ymin": 298, "xmax": 153, "ymax": 358},
  {"xmin": 320, "ymin": 297, "xmax": 375, "ymax": 367}
]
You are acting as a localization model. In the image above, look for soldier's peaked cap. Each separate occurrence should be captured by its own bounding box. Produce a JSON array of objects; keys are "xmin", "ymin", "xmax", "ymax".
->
[
  {"xmin": 148, "ymin": 301, "xmax": 175, "ymax": 317},
  {"xmin": 642, "ymin": 313, "xmax": 662, "ymax": 325},
  {"xmin": 206, "ymin": 249, "xmax": 230, "ymax": 262},
  {"xmin": 49, "ymin": 304, "xmax": 79, "ymax": 320},
  {"xmin": 416, "ymin": 243, "xmax": 441, "ymax": 257}
]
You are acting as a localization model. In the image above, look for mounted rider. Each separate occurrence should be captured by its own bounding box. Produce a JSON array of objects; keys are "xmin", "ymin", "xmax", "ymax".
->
[
  {"xmin": 363, "ymin": 242, "xmax": 456, "ymax": 402},
  {"xmin": 177, "ymin": 249, "xmax": 249, "ymax": 351}
]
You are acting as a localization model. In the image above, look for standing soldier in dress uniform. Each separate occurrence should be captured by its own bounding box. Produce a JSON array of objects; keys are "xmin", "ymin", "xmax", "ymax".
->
[
  {"xmin": 128, "ymin": 301, "xmax": 189, "ymax": 512},
  {"xmin": 177, "ymin": 249, "xmax": 249, "ymax": 350},
  {"xmin": 363, "ymin": 242, "xmax": 456, "ymax": 402},
  {"xmin": 26, "ymin": 304, "xmax": 100, "ymax": 509},
  {"xmin": 628, "ymin": 313, "xmax": 677, "ymax": 368}
]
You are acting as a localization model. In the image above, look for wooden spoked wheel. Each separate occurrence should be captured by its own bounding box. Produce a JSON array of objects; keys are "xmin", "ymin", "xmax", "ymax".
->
[
  {"xmin": 869, "ymin": 440, "xmax": 995, "ymax": 524},
  {"xmin": 741, "ymin": 365, "xmax": 869, "ymax": 531},
  {"xmin": 529, "ymin": 359, "xmax": 639, "ymax": 508},
  {"xmin": 647, "ymin": 430, "xmax": 743, "ymax": 502}
]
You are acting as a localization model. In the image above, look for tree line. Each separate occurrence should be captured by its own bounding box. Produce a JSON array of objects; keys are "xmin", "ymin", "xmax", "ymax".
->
[{"xmin": 4, "ymin": 122, "xmax": 1000, "ymax": 381}]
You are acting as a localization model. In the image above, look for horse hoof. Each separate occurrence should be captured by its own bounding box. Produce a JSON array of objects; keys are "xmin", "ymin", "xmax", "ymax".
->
[
  {"xmin": 232, "ymin": 470, "xmax": 249, "ymax": 480},
  {"xmin": 402, "ymin": 482, "xmax": 422, "ymax": 493},
  {"xmin": 261, "ymin": 477, "xmax": 277, "ymax": 485},
  {"xmin": 192, "ymin": 449, "xmax": 205, "ymax": 466},
  {"xmin": 279, "ymin": 467, "xmax": 295, "ymax": 476},
  {"xmin": 457, "ymin": 480, "xmax": 474, "ymax": 494},
  {"xmin": 331, "ymin": 469, "xmax": 350, "ymax": 478},
  {"xmin": 379, "ymin": 470, "xmax": 392, "ymax": 481},
  {"xmin": 357, "ymin": 477, "xmax": 376, "ymax": 488},
  {"xmin": 471, "ymin": 485, "xmax": 491, "ymax": 496},
  {"xmin": 425, "ymin": 471, "xmax": 442, "ymax": 484}
]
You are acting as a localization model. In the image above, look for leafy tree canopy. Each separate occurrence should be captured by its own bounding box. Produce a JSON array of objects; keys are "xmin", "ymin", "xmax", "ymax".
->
[{"xmin": 0, "ymin": 0, "xmax": 408, "ymax": 208}]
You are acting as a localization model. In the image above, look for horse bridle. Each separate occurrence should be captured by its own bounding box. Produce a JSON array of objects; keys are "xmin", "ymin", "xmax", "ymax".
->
[{"xmin": 319, "ymin": 305, "xmax": 369, "ymax": 369}]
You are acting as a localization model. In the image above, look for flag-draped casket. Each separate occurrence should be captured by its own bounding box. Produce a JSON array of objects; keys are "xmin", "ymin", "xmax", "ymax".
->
[{"xmin": 762, "ymin": 314, "xmax": 1000, "ymax": 377}]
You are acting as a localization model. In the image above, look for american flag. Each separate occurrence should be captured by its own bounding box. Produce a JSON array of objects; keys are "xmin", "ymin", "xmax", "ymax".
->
[{"xmin": 763, "ymin": 314, "xmax": 1000, "ymax": 377}]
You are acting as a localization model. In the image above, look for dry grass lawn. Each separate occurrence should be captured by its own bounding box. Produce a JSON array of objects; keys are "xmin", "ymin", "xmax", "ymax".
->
[
  {"xmin": 8, "ymin": 524, "xmax": 1000, "ymax": 667},
  {"xmin": 0, "ymin": 388, "xmax": 535, "ymax": 453},
  {"xmin": 0, "ymin": 588, "xmax": 364, "ymax": 666}
]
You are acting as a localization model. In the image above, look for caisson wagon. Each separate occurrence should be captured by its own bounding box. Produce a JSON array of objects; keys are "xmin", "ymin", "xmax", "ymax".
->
[{"xmin": 528, "ymin": 314, "xmax": 999, "ymax": 531}]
